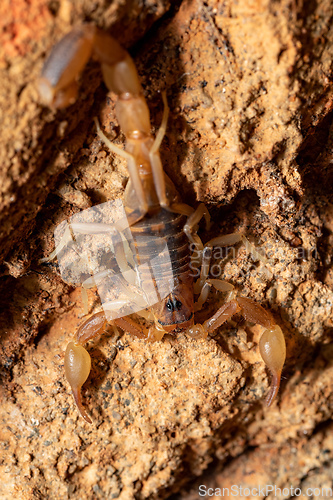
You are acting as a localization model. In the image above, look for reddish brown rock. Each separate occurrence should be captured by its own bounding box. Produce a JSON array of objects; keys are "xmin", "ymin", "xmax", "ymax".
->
[{"xmin": 1, "ymin": 0, "xmax": 333, "ymax": 498}]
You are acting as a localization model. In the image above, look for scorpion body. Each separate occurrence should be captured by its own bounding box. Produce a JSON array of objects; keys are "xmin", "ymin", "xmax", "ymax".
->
[
  {"xmin": 39, "ymin": 25, "xmax": 286, "ymax": 423},
  {"xmin": 131, "ymin": 208, "xmax": 194, "ymax": 333}
]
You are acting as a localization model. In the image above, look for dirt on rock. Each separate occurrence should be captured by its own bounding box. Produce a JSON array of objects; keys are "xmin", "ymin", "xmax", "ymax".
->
[{"xmin": 1, "ymin": 0, "xmax": 333, "ymax": 499}]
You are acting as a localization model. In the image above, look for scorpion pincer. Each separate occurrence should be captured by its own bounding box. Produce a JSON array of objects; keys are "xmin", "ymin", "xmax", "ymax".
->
[{"xmin": 39, "ymin": 24, "xmax": 286, "ymax": 423}]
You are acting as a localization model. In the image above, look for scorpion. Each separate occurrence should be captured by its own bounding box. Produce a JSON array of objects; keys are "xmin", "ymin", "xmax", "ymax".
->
[{"xmin": 39, "ymin": 24, "xmax": 286, "ymax": 423}]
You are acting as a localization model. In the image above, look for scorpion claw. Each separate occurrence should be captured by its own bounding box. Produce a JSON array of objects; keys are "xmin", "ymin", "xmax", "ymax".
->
[
  {"xmin": 265, "ymin": 372, "xmax": 281, "ymax": 408},
  {"xmin": 259, "ymin": 325, "xmax": 286, "ymax": 406},
  {"xmin": 65, "ymin": 341, "xmax": 92, "ymax": 423},
  {"xmin": 72, "ymin": 387, "xmax": 92, "ymax": 424}
]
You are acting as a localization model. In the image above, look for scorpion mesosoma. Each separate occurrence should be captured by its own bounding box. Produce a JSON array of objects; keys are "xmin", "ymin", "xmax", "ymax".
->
[{"xmin": 39, "ymin": 24, "xmax": 286, "ymax": 423}]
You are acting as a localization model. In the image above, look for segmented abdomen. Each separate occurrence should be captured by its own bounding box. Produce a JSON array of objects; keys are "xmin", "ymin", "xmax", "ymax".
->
[{"xmin": 129, "ymin": 208, "xmax": 190, "ymax": 285}]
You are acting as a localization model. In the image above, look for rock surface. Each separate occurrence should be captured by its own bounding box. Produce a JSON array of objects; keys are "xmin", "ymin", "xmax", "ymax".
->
[{"xmin": 1, "ymin": 0, "xmax": 333, "ymax": 498}]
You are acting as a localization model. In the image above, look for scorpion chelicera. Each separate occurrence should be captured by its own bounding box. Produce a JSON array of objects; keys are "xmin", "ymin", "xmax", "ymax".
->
[{"xmin": 39, "ymin": 24, "xmax": 286, "ymax": 423}]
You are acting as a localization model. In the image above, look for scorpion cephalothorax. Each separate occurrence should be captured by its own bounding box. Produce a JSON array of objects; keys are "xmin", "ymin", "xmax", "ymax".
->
[{"xmin": 39, "ymin": 24, "xmax": 286, "ymax": 423}]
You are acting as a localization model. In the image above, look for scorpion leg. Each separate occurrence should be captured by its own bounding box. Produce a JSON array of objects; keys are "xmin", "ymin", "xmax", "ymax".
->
[
  {"xmin": 194, "ymin": 279, "xmax": 235, "ymax": 311},
  {"xmin": 81, "ymin": 267, "xmax": 137, "ymax": 316},
  {"xmin": 181, "ymin": 203, "xmax": 212, "ymax": 272},
  {"xmin": 195, "ymin": 233, "xmax": 267, "ymax": 293},
  {"xmin": 183, "ymin": 203, "xmax": 211, "ymax": 246},
  {"xmin": 148, "ymin": 92, "xmax": 201, "ymax": 217},
  {"xmin": 39, "ymin": 223, "xmax": 74, "ymax": 263},
  {"xmin": 148, "ymin": 91, "xmax": 168, "ymax": 208},
  {"xmin": 94, "ymin": 118, "xmax": 148, "ymax": 222},
  {"xmin": 187, "ymin": 299, "xmax": 240, "ymax": 339},
  {"xmin": 187, "ymin": 238, "xmax": 242, "ymax": 340},
  {"xmin": 148, "ymin": 92, "xmax": 207, "ymax": 219},
  {"xmin": 115, "ymin": 315, "xmax": 166, "ymax": 342}
]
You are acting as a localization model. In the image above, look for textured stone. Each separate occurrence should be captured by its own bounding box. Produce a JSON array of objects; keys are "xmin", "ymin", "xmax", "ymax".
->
[{"xmin": 1, "ymin": 0, "xmax": 333, "ymax": 498}]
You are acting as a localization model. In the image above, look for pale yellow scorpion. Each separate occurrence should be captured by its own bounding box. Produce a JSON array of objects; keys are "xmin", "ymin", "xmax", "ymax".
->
[{"xmin": 39, "ymin": 25, "xmax": 286, "ymax": 423}]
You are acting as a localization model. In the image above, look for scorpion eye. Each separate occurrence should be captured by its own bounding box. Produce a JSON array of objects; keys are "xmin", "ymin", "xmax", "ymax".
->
[
  {"xmin": 166, "ymin": 298, "xmax": 183, "ymax": 312},
  {"xmin": 175, "ymin": 300, "xmax": 182, "ymax": 310},
  {"xmin": 166, "ymin": 299, "xmax": 173, "ymax": 311}
]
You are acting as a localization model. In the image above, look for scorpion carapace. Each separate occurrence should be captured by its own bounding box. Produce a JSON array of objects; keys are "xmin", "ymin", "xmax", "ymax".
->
[
  {"xmin": 152, "ymin": 279, "xmax": 195, "ymax": 333},
  {"xmin": 39, "ymin": 24, "xmax": 286, "ymax": 423}
]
